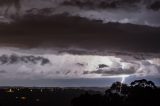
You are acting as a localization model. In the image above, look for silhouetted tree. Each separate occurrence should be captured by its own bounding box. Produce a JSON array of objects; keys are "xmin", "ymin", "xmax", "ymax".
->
[
  {"xmin": 72, "ymin": 79, "xmax": 160, "ymax": 106},
  {"xmin": 104, "ymin": 82, "xmax": 129, "ymax": 105},
  {"xmin": 130, "ymin": 79, "xmax": 157, "ymax": 89},
  {"xmin": 128, "ymin": 79, "xmax": 158, "ymax": 105},
  {"xmin": 105, "ymin": 82, "xmax": 129, "ymax": 96}
]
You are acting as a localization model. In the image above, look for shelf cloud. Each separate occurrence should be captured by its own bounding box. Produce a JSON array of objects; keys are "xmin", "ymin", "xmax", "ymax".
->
[
  {"xmin": 0, "ymin": 0, "xmax": 160, "ymax": 86},
  {"xmin": 0, "ymin": 48, "xmax": 159, "ymax": 81}
]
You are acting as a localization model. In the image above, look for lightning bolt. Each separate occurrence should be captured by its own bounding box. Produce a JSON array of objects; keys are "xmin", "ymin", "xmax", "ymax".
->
[
  {"xmin": 121, "ymin": 76, "xmax": 126, "ymax": 83},
  {"xmin": 121, "ymin": 75, "xmax": 130, "ymax": 83}
]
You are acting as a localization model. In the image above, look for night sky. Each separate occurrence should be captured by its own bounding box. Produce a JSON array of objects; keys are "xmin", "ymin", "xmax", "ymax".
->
[{"xmin": 0, "ymin": 0, "xmax": 160, "ymax": 87}]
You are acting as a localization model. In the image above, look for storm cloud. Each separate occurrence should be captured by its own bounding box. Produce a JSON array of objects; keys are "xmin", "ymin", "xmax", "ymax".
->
[
  {"xmin": 0, "ymin": 14, "xmax": 160, "ymax": 54},
  {"xmin": 0, "ymin": 0, "xmax": 160, "ymax": 26},
  {"xmin": 0, "ymin": 48, "xmax": 159, "ymax": 80},
  {"xmin": 0, "ymin": 0, "xmax": 160, "ymax": 86},
  {"xmin": 0, "ymin": 0, "xmax": 159, "ymax": 54},
  {"xmin": 0, "ymin": 54, "xmax": 50, "ymax": 65},
  {"xmin": 84, "ymin": 69, "xmax": 136, "ymax": 75},
  {"xmin": 62, "ymin": 0, "xmax": 151, "ymax": 10}
]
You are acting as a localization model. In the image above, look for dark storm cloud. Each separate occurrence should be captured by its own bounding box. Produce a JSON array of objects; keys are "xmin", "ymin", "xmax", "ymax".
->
[
  {"xmin": 0, "ymin": 0, "xmax": 160, "ymax": 26},
  {"xmin": 0, "ymin": 0, "xmax": 159, "ymax": 11},
  {"xmin": 1, "ymin": 13, "xmax": 159, "ymax": 54},
  {"xmin": 0, "ymin": 1, "xmax": 159, "ymax": 58},
  {"xmin": 62, "ymin": 0, "xmax": 141, "ymax": 9},
  {"xmin": 26, "ymin": 8, "xmax": 55, "ymax": 15},
  {"xmin": 0, "ymin": 0, "xmax": 20, "ymax": 8},
  {"xmin": 62, "ymin": 0, "xmax": 160, "ymax": 11},
  {"xmin": 148, "ymin": 1, "xmax": 160, "ymax": 11},
  {"xmin": 98, "ymin": 64, "xmax": 109, "ymax": 68},
  {"xmin": 0, "ymin": 70, "xmax": 6, "ymax": 73},
  {"xmin": 83, "ymin": 67, "xmax": 136, "ymax": 76},
  {"xmin": 0, "ymin": 54, "xmax": 50, "ymax": 65},
  {"xmin": 0, "ymin": 0, "xmax": 160, "ymax": 87}
]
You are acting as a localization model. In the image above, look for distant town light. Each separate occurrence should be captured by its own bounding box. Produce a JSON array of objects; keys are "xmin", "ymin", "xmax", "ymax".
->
[
  {"xmin": 40, "ymin": 89, "xmax": 43, "ymax": 92},
  {"xmin": 21, "ymin": 97, "xmax": 27, "ymax": 100},
  {"xmin": 36, "ymin": 99, "xmax": 40, "ymax": 102},
  {"xmin": 7, "ymin": 88, "xmax": 14, "ymax": 93}
]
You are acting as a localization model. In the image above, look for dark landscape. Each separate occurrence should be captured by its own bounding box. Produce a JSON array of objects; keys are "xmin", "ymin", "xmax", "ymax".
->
[{"xmin": 0, "ymin": 79, "xmax": 160, "ymax": 106}]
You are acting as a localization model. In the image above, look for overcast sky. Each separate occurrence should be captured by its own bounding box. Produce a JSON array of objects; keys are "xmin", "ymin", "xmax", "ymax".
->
[
  {"xmin": 0, "ymin": 0, "xmax": 160, "ymax": 27},
  {"xmin": 0, "ymin": 0, "xmax": 160, "ymax": 87}
]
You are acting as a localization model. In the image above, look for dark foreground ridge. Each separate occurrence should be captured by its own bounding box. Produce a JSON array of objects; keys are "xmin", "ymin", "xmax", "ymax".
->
[{"xmin": 0, "ymin": 79, "xmax": 160, "ymax": 106}]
